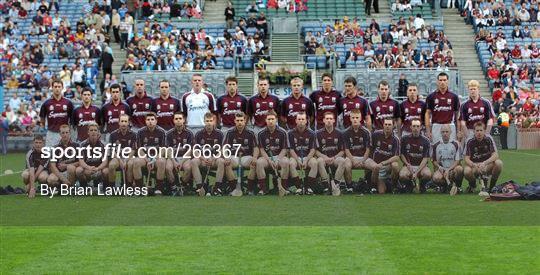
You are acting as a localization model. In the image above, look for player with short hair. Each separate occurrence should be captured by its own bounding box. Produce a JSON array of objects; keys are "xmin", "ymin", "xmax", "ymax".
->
[
  {"xmin": 46, "ymin": 124, "xmax": 79, "ymax": 187},
  {"xmin": 153, "ymin": 79, "xmax": 181, "ymax": 131},
  {"xmin": 39, "ymin": 80, "xmax": 74, "ymax": 146},
  {"xmin": 464, "ymin": 122, "xmax": 503, "ymax": 194},
  {"xmin": 281, "ymin": 77, "xmax": 315, "ymax": 129},
  {"xmin": 399, "ymin": 83, "xmax": 426, "ymax": 137},
  {"xmin": 217, "ymin": 76, "xmax": 248, "ymax": 133},
  {"xmin": 165, "ymin": 112, "xmax": 194, "ymax": 194},
  {"xmin": 309, "ymin": 72, "xmax": 342, "ymax": 129},
  {"xmin": 248, "ymin": 77, "xmax": 280, "ymax": 135},
  {"xmin": 287, "ymin": 112, "xmax": 318, "ymax": 195},
  {"xmin": 191, "ymin": 112, "xmax": 226, "ymax": 196},
  {"xmin": 72, "ymin": 87, "xmax": 101, "ymax": 142},
  {"xmin": 76, "ymin": 123, "xmax": 109, "ymax": 188},
  {"xmin": 108, "ymin": 114, "xmax": 137, "ymax": 187},
  {"xmin": 256, "ymin": 110, "xmax": 289, "ymax": 195},
  {"xmin": 459, "ymin": 80, "xmax": 495, "ymax": 141},
  {"xmin": 369, "ymin": 80, "xmax": 400, "ymax": 130},
  {"xmin": 398, "ymin": 119, "xmax": 432, "ymax": 192},
  {"xmin": 315, "ymin": 112, "xmax": 347, "ymax": 194},
  {"xmin": 343, "ymin": 109, "xmax": 372, "ymax": 192},
  {"xmin": 338, "ymin": 76, "xmax": 371, "ymax": 130},
  {"xmin": 432, "ymin": 124, "xmax": 464, "ymax": 195},
  {"xmin": 182, "ymin": 74, "xmax": 217, "ymax": 133},
  {"xmin": 101, "ymin": 83, "xmax": 131, "ymax": 143},
  {"xmin": 425, "ymin": 72, "xmax": 461, "ymax": 143},
  {"xmin": 126, "ymin": 78, "xmax": 154, "ymax": 131},
  {"xmin": 22, "ymin": 135, "xmax": 49, "ymax": 198},
  {"xmin": 132, "ymin": 112, "xmax": 167, "ymax": 194}
]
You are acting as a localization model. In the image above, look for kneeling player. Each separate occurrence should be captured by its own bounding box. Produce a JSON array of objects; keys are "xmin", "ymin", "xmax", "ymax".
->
[
  {"xmin": 223, "ymin": 112, "xmax": 258, "ymax": 195},
  {"xmin": 343, "ymin": 109, "xmax": 372, "ymax": 193},
  {"xmin": 47, "ymin": 125, "xmax": 78, "ymax": 187},
  {"xmin": 76, "ymin": 123, "xmax": 109, "ymax": 188},
  {"xmin": 464, "ymin": 122, "xmax": 503, "ymax": 195},
  {"xmin": 22, "ymin": 135, "xmax": 49, "ymax": 198},
  {"xmin": 165, "ymin": 112, "xmax": 194, "ymax": 194},
  {"xmin": 108, "ymin": 114, "xmax": 137, "ymax": 187},
  {"xmin": 432, "ymin": 125, "xmax": 463, "ymax": 195},
  {"xmin": 287, "ymin": 112, "xmax": 318, "ymax": 195},
  {"xmin": 256, "ymin": 110, "xmax": 289, "ymax": 195},
  {"xmin": 316, "ymin": 112, "xmax": 346, "ymax": 194},
  {"xmin": 363, "ymin": 119, "xmax": 400, "ymax": 194},
  {"xmin": 398, "ymin": 119, "xmax": 432, "ymax": 193}
]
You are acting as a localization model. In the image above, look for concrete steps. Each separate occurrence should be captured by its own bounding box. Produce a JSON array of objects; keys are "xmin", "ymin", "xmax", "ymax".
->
[
  {"xmin": 203, "ymin": 0, "xmax": 228, "ymax": 23},
  {"xmin": 271, "ymin": 33, "xmax": 300, "ymax": 62},
  {"xmin": 237, "ymin": 72, "xmax": 255, "ymax": 96}
]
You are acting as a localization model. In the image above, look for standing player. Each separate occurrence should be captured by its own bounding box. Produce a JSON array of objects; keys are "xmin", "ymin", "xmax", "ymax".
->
[
  {"xmin": 459, "ymin": 80, "xmax": 495, "ymax": 141},
  {"xmin": 287, "ymin": 112, "xmax": 318, "ymax": 195},
  {"xmin": 281, "ymin": 77, "xmax": 314, "ymax": 129},
  {"xmin": 153, "ymin": 80, "xmax": 181, "ymax": 131},
  {"xmin": 398, "ymin": 119, "xmax": 432, "ymax": 192},
  {"xmin": 39, "ymin": 80, "xmax": 74, "ymax": 146},
  {"xmin": 364, "ymin": 119, "xmax": 400, "ymax": 194},
  {"xmin": 191, "ymin": 112, "xmax": 225, "ymax": 195},
  {"xmin": 132, "ymin": 113, "xmax": 167, "ymax": 193},
  {"xmin": 108, "ymin": 114, "xmax": 137, "ymax": 187},
  {"xmin": 315, "ymin": 112, "xmax": 346, "ymax": 194},
  {"xmin": 399, "ymin": 83, "xmax": 426, "ymax": 137},
  {"xmin": 247, "ymin": 77, "xmax": 280, "ymax": 134},
  {"xmin": 165, "ymin": 112, "xmax": 194, "ymax": 193},
  {"xmin": 72, "ymin": 87, "xmax": 101, "ymax": 142},
  {"xmin": 432, "ymin": 125, "xmax": 464, "ymax": 195},
  {"xmin": 217, "ymin": 76, "xmax": 248, "ymax": 133},
  {"xmin": 338, "ymin": 76, "xmax": 371, "ymax": 130},
  {"xmin": 223, "ymin": 112, "xmax": 259, "ymax": 195},
  {"xmin": 309, "ymin": 72, "xmax": 341, "ymax": 129},
  {"xmin": 369, "ymin": 80, "xmax": 400, "ymax": 130},
  {"xmin": 46, "ymin": 125, "xmax": 78, "ymax": 187},
  {"xmin": 425, "ymin": 72, "xmax": 461, "ymax": 143},
  {"xmin": 126, "ymin": 78, "xmax": 154, "ymax": 131},
  {"xmin": 464, "ymin": 122, "xmax": 503, "ymax": 194},
  {"xmin": 256, "ymin": 110, "xmax": 289, "ymax": 195},
  {"xmin": 22, "ymin": 135, "xmax": 49, "ymax": 198},
  {"xmin": 76, "ymin": 123, "xmax": 109, "ymax": 188},
  {"xmin": 343, "ymin": 109, "xmax": 372, "ymax": 192},
  {"xmin": 182, "ymin": 74, "xmax": 217, "ymax": 133},
  {"xmin": 101, "ymin": 83, "xmax": 131, "ymax": 142}
]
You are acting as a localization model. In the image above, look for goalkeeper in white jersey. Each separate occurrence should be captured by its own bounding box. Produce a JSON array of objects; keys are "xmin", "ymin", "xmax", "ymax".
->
[{"xmin": 431, "ymin": 125, "xmax": 464, "ymax": 195}]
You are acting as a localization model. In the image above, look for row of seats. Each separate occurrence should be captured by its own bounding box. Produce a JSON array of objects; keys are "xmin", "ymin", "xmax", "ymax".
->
[{"xmin": 389, "ymin": 2, "xmax": 434, "ymax": 20}]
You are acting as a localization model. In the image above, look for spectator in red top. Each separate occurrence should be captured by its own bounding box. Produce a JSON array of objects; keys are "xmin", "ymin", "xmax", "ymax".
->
[
  {"xmin": 511, "ymin": 45, "xmax": 522, "ymax": 59},
  {"xmin": 522, "ymin": 97, "xmax": 534, "ymax": 114}
]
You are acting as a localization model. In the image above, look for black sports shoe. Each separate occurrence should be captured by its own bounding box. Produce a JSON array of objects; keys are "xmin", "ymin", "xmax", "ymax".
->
[
  {"xmin": 14, "ymin": 187, "xmax": 25, "ymax": 194},
  {"xmin": 0, "ymin": 187, "xmax": 7, "ymax": 195},
  {"xmin": 5, "ymin": 185, "xmax": 15, "ymax": 194}
]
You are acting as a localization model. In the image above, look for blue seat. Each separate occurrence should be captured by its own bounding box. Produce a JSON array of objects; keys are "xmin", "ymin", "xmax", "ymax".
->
[
  {"xmin": 224, "ymin": 57, "xmax": 234, "ymax": 69},
  {"xmin": 316, "ymin": 56, "xmax": 327, "ymax": 69}
]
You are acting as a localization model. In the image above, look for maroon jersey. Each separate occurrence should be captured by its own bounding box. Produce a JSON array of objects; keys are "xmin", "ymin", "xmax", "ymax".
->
[
  {"xmin": 166, "ymin": 127, "xmax": 194, "ymax": 156},
  {"xmin": 400, "ymin": 134, "xmax": 430, "ymax": 166},
  {"xmin": 109, "ymin": 129, "xmax": 138, "ymax": 150},
  {"xmin": 51, "ymin": 141, "xmax": 79, "ymax": 171},
  {"xmin": 25, "ymin": 149, "xmax": 49, "ymax": 170},
  {"xmin": 258, "ymin": 127, "xmax": 288, "ymax": 157},
  {"xmin": 126, "ymin": 94, "xmax": 154, "ymax": 128},
  {"xmin": 309, "ymin": 89, "xmax": 342, "ymax": 128},
  {"xmin": 195, "ymin": 129, "xmax": 224, "ymax": 146},
  {"xmin": 371, "ymin": 130, "xmax": 400, "ymax": 163},
  {"xmin": 153, "ymin": 96, "xmax": 181, "ymax": 130},
  {"xmin": 343, "ymin": 126, "xmax": 371, "ymax": 156},
  {"xmin": 136, "ymin": 126, "xmax": 167, "ymax": 148},
  {"xmin": 281, "ymin": 95, "xmax": 314, "ymax": 129},
  {"xmin": 426, "ymin": 90, "xmax": 460, "ymax": 124},
  {"xmin": 338, "ymin": 95, "xmax": 370, "ymax": 128},
  {"xmin": 39, "ymin": 97, "xmax": 74, "ymax": 132},
  {"xmin": 79, "ymin": 139, "xmax": 106, "ymax": 166},
  {"xmin": 459, "ymin": 98, "xmax": 495, "ymax": 130},
  {"xmin": 287, "ymin": 128, "xmax": 316, "ymax": 157},
  {"xmin": 247, "ymin": 93, "xmax": 280, "ymax": 127},
  {"xmin": 224, "ymin": 128, "xmax": 257, "ymax": 156},
  {"xmin": 465, "ymin": 136, "xmax": 497, "ymax": 163},
  {"xmin": 217, "ymin": 93, "xmax": 248, "ymax": 127},
  {"xmin": 101, "ymin": 100, "xmax": 131, "ymax": 133},
  {"xmin": 399, "ymin": 99, "xmax": 426, "ymax": 132},
  {"xmin": 316, "ymin": 128, "xmax": 343, "ymax": 157},
  {"xmin": 72, "ymin": 105, "xmax": 101, "ymax": 141},
  {"xmin": 369, "ymin": 97, "xmax": 400, "ymax": 130}
]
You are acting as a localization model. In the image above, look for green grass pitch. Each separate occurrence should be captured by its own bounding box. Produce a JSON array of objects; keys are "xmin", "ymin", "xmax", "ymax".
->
[{"xmin": 1, "ymin": 150, "xmax": 539, "ymax": 273}]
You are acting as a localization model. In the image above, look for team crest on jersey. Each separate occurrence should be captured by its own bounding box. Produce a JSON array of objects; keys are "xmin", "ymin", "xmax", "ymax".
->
[
  {"xmin": 355, "ymin": 103, "xmax": 360, "ymax": 108},
  {"xmin": 63, "ymin": 105, "xmax": 67, "ymax": 111},
  {"xmin": 154, "ymin": 137, "xmax": 158, "ymax": 143},
  {"xmin": 377, "ymin": 141, "xmax": 381, "ymax": 146},
  {"xmin": 343, "ymin": 104, "xmax": 347, "ymax": 109},
  {"xmin": 266, "ymin": 138, "xmax": 270, "ymax": 144},
  {"xmin": 332, "ymin": 97, "xmax": 336, "ymax": 102},
  {"xmin": 405, "ymin": 108, "xmax": 409, "ymax": 113},
  {"xmin": 480, "ymin": 107, "xmax": 485, "ymax": 113},
  {"xmin": 236, "ymin": 102, "xmax": 241, "ymax": 107},
  {"xmin": 183, "ymin": 138, "xmax": 187, "ymax": 143},
  {"xmin": 269, "ymin": 102, "xmax": 274, "ymax": 108},
  {"xmin": 157, "ymin": 105, "xmax": 161, "ymax": 110},
  {"xmin": 417, "ymin": 108, "xmax": 421, "ymax": 113},
  {"xmin": 232, "ymin": 138, "xmax": 237, "ymax": 143},
  {"xmin": 359, "ymin": 137, "xmax": 363, "ymax": 142},
  {"xmin": 321, "ymin": 139, "xmax": 326, "ymax": 144},
  {"xmin": 289, "ymin": 104, "xmax": 293, "ymax": 109},
  {"xmin": 91, "ymin": 112, "xmax": 96, "ymax": 118},
  {"xmin": 319, "ymin": 97, "xmax": 323, "ymax": 103},
  {"xmin": 224, "ymin": 102, "xmax": 228, "ymax": 108},
  {"xmin": 120, "ymin": 110, "xmax": 125, "ymax": 114},
  {"xmin": 301, "ymin": 104, "xmax": 306, "ymax": 109},
  {"xmin": 376, "ymin": 106, "xmax": 380, "ymax": 112},
  {"xmin": 145, "ymin": 103, "xmax": 150, "ymax": 109},
  {"xmin": 435, "ymin": 99, "xmax": 439, "ymax": 104},
  {"xmin": 49, "ymin": 105, "xmax": 54, "ymax": 111},
  {"xmin": 474, "ymin": 147, "xmax": 478, "ymax": 152},
  {"xmin": 170, "ymin": 104, "xmax": 174, "ymax": 110},
  {"xmin": 334, "ymin": 138, "xmax": 338, "ymax": 144},
  {"xmin": 389, "ymin": 106, "xmax": 394, "ymax": 112},
  {"xmin": 144, "ymin": 137, "xmax": 148, "ymax": 143},
  {"xmin": 256, "ymin": 102, "xmax": 260, "ymax": 108},
  {"xmin": 304, "ymin": 138, "xmax": 309, "ymax": 144},
  {"xmin": 447, "ymin": 99, "xmax": 451, "ymax": 104},
  {"xmin": 132, "ymin": 104, "xmax": 137, "ymax": 109},
  {"xmin": 79, "ymin": 113, "xmax": 83, "ymax": 118},
  {"xmin": 276, "ymin": 138, "xmax": 279, "ymax": 143},
  {"xmin": 388, "ymin": 144, "xmax": 393, "ymax": 150},
  {"xmin": 243, "ymin": 139, "xmax": 248, "ymax": 145},
  {"xmin": 468, "ymin": 108, "xmax": 472, "ymax": 113},
  {"xmin": 419, "ymin": 145, "xmax": 423, "ymax": 151},
  {"xmin": 108, "ymin": 111, "xmax": 112, "ymax": 116},
  {"xmin": 213, "ymin": 139, "xmax": 218, "ymax": 144},
  {"xmin": 406, "ymin": 144, "xmax": 410, "ymax": 150}
]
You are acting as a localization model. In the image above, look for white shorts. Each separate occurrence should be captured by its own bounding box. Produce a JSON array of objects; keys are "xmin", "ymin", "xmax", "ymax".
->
[
  {"xmin": 46, "ymin": 131, "xmax": 61, "ymax": 147},
  {"xmin": 221, "ymin": 126, "xmax": 234, "ymax": 134},
  {"xmin": 231, "ymin": 156, "xmax": 254, "ymax": 168},
  {"xmin": 378, "ymin": 165, "xmax": 391, "ymax": 179},
  {"xmin": 431, "ymin": 123, "xmax": 456, "ymax": 144}
]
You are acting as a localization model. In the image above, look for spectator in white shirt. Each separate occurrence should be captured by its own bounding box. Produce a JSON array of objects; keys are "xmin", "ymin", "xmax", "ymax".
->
[{"xmin": 413, "ymin": 14, "xmax": 425, "ymax": 30}]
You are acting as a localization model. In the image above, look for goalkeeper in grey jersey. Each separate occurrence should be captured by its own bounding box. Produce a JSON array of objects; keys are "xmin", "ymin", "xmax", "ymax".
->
[{"xmin": 431, "ymin": 125, "xmax": 464, "ymax": 194}]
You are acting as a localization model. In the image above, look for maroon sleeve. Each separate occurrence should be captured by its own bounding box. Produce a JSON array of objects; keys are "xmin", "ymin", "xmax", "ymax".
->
[
  {"xmin": 206, "ymin": 92, "xmax": 217, "ymax": 113},
  {"xmin": 392, "ymin": 135, "xmax": 400, "ymax": 156},
  {"xmin": 393, "ymin": 100, "xmax": 401, "ymax": 119},
  {"xmin": 464, "ymin": 139, "xmax": 472, "ymax": 156},
  {"xmin": 453, "ymin": 93, "xmax": 460, "ymax": 111},
  {"xmin": 309, "ymin": 130, "xmax": 316, "ymax": 149},
  {"xmin": 39, "ymin": 99, "xmax": 48, "ymax": 120},
  {"xmin": 241, "ymin": 96, "xmax": 248, "ymax": 113},
  {"xmin": 485, "ymin": 99, "xmax": 496, "ymax": 119},
  {"xmin": 426, "ymin": 93, "xmax": 435, "ymax": 111},
  {"xmin": 422, "ymin": 137, "xmax": 430, "ymax": 158},
  {"xmin": 459, "ymin": 101, "xmax": 467, "ymax": 121}
]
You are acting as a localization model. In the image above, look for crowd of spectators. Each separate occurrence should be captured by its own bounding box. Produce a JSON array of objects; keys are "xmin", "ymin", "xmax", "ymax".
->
[
  {"xmin": 267, "ymin": 0, "xmax": 308, "ymax": 13},
  {"xmin": 390, "ymin": 0, "xmax": 424, "ymax": 12},
  {"xmin": 465, "ymin": 0, "xmax": 539, "ymax": 26},
  {"xmin": 139, "ymin": 0, "xmax": 202, "ymax": 20}
]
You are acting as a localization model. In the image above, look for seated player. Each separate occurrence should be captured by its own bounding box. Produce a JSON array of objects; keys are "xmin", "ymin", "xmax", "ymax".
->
[
  {"xmin": 165, "ymin": 112, "xmax": 194, "ymax": 194},
  {"xmin": 76, "ymin": 123, "xmax": 109, "ymax": 188},
  {"xmin": 108, "ymin": 114, "xmax": 137, "ymax": 187},
  {"xmin": 464, "ymin": 122, "xmax": 503, "ymax": 195},
  {"xmin": 47, "ymin": 124, "xmax": 79, "ymax": 188},
  {"xmin": 315, "ymin": 112, "xmax": 346, "ymax": 195},
  {"xmin": 287, "ymin": 112, "xmax": 318, "ymax": 195},
  {"xmin": 343, "ymin": 109, "xmax": 372, "ymax": 193},
  {"xmin": 363, "ymin": 118, "xmax": 400, "ymax": 194},
  {"xmin": 22, "ymin": 135, "xmax": 49, "ymax": 198},
  {"xmin": 132, "ymin": 113, "xmax": 167, "ymax": 194},
  {"xmin": 432, "ymin": 125, "xmax": 464, "ymax": 195},
  {"xmin": 256, "ymin": 110, "xmax": 289, "ymax": 195},
  {"xmin": 191, "ymin": 112, "xmax": 225, "ymax": 196},
  {"xmin": 398, "ymin": 119, "xmax": 432, "ymax": 193},
  {"xmin": 223, "ymin": 112, "xmax": 259, "ymax": 195}
]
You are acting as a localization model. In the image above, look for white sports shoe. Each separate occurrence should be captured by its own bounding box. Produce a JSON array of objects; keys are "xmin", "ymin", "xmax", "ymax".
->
[
  {"xmin": 154, "ymin": 190, "xmax": 162, "ymax": 196},
  {"xmin": 295, "ymin": 188, "xmax": 303, "ymax": 195},
  {"xmin": 306, "ymin": 188, "xmax": 314, "ymax": 195}
]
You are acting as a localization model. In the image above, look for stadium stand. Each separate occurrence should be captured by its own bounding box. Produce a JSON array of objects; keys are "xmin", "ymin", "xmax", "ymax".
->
[{"xmin": 232, "ymin": 0, "xmax": 366, "ymax": 20}]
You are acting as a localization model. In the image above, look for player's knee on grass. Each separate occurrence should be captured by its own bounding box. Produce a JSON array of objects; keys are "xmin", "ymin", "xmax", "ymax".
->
[
  {"xmin": 420, "ymin": 167, "xmax": 432, "ymax": 180},
  {"xmin": 37, "ymin": 172, "xmax": 49, "ymax": 184},
  {"xmin": 76, "ymin": 166, "xmax": 84, "ymax": 177},
  {"xmin": 432, "ymin": 171, "xmax": 444, "ymax": 183},
  {"xmin": 22, "ymin": 170, "xmax": 29, "ymax": 182},
  {"xmin": 399, "ymin": 167, "xmax": 410, "ymax": 180}
]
